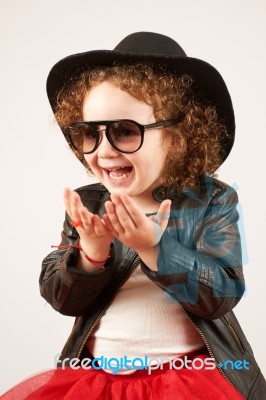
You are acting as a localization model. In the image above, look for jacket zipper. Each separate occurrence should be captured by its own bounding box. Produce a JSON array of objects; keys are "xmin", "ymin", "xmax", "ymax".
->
[
  {"xmin": 75, "ymin": 258, "xmax": 236, "ymax": 390},
  {"xmin": 184, "ymin": 310, "xmax": 236, "ymax": 389},
  {"xmin": 76, "ymin": 255, "xmax": 140, "ymax": 359},
  {"xmin": 223, "ymin": 315, "xmax": 245, "ymax": 353}
]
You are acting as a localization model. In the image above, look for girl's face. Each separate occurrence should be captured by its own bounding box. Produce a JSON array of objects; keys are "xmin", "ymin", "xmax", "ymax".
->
[{"xmin": 82, "ymin": 81, "xmax": 169, "ymax": 208}]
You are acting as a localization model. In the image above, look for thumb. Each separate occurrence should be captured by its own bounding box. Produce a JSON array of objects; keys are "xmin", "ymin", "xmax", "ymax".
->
[{"xmin": 157, "ymin": 199, "xmax": 171, "ymax": 232}]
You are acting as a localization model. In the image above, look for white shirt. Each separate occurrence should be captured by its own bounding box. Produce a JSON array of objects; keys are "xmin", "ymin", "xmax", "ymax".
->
[{"xmin": 87, "ymin": 264, "xmax": 204, "ymax": 374}]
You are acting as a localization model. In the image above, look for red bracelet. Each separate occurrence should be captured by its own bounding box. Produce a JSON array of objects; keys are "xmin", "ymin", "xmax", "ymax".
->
[{"xmin": 51, "ymin": 241, "xmax": 110, "ymax": 269}]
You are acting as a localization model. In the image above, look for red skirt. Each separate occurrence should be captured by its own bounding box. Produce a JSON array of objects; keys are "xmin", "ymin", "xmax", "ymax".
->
[{"xmin": 0, "ymin": 352, "xmax": 245, "ymax": 400}]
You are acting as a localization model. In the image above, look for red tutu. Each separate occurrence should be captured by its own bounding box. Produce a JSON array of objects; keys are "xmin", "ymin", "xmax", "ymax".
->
[{"xmin": 0, "ymin": 352, "xmax": 244, "ymax": 400}]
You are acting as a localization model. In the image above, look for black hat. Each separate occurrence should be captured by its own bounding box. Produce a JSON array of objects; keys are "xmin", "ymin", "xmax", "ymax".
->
[{"xmin": 47, "ymin": 31, "xmax": 235, "ymax": 162}]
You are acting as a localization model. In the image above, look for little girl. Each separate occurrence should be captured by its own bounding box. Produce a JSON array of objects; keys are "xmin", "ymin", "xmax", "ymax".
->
[{"xmin": 1, "ymin": 31, "xmax": 265, "ymax": 400}]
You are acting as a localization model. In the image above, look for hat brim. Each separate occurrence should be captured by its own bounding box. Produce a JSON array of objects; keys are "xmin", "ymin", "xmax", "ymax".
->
[{"xmin": 47, "ymin": 50, "xmax": 235, "ymax": 162}]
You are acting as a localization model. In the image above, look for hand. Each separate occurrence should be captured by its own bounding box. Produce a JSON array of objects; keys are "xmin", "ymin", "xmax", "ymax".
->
[
  {"xmin": 103, "ymin": 194, "xmax": 171, "ymax": 253},
  {"xmin": 63, "ymin": 188, "xmax": 113, "ymax": 260}
]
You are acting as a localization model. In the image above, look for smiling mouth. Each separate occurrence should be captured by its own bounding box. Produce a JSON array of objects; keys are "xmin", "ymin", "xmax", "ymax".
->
[{"xmin": 104, "ymin": 166, "xmax": 133, "ymax": 181}]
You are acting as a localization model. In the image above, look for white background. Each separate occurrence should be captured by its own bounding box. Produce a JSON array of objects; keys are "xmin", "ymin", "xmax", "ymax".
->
[{"xmin": 0, "ymin": 0, "xmax": 265, "ymax": 394}]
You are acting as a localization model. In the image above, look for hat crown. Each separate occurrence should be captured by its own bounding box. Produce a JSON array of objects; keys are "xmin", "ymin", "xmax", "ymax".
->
[{"xmin": 114, "ymin": 32, "xmax": 187, "ymax": 57}]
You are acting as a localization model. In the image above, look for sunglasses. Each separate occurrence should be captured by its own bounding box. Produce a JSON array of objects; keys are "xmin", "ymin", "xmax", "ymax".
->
[{"xmin": 64, "ymin": 117, "xmax": 183, "ymax": 154}]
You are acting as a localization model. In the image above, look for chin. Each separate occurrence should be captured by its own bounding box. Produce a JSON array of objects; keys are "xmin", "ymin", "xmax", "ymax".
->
[{"xmin": 108, "ymin": 187, "xmax": 133, "ymax": 196}]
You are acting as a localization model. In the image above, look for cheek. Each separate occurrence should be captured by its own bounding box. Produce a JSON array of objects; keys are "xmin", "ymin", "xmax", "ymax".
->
[
  {"xmin": 83, "ymin": 155, "xmax": 96, "ymax": 173},
  {"xmin": 84, "ymin": 154, "xmax": 94, "ymax": 166},
  {"xmin": 132, "ymin": 144, "xmax": 168, "ymax": 175},
  {"xmin": 160, "ymin": 137, "xmax": 171, "ymax": 165},
  {"xmin": 161, "ymin": 133, "xmax": 171, "ymax": 153}
]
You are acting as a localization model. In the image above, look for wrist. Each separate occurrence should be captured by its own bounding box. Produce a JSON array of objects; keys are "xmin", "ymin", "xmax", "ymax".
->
[
  {"xmin": 51, "ymin": 240, "xmax": 112, "ymax": 271},
  {"xmin": 79, "ymin": 239, "xmax": 111, "ymax": 262},
  {"xmin": 137, "ymin": 245, "xmax": 158, "ymax": 272}
]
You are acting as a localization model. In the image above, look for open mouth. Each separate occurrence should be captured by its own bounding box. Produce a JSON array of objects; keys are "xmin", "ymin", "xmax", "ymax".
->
[{"xmin": 104, "ymin": 166, "xmax": 133, "ymax": 182}]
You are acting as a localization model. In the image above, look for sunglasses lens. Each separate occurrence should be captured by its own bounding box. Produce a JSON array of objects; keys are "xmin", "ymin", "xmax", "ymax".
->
[
  {"xmin": 68, "ymin": 123, "xmax": 97, "ymax": 153},
  {"xmin": 67, "ymin": 120, "xmax": 143, "ymax": 154},
  {"xmin": 109, "ymin": 121, "xmax": 142, "ymax": 152}
]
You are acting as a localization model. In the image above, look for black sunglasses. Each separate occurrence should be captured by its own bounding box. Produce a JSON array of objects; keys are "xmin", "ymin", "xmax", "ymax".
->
[{"xmin": 64, "ymin": 117, "xmax": 183, "ymax": 154}]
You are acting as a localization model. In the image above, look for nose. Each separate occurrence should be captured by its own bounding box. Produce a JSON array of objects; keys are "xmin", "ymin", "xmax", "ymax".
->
[{"xmin": 97, "ymin": 129, "xmax": 119, "ymax": 158}]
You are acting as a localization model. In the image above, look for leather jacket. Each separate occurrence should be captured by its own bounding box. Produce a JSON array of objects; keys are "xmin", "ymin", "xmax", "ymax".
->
[{"xmin": 40, "ymin": 178, "xmax": 266, "ymax": 399}]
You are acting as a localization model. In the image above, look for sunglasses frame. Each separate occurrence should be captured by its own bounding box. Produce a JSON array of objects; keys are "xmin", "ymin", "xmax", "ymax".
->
[{"xmin": 64, "ymin": 117, "xmax": 183, "ymax": 155}]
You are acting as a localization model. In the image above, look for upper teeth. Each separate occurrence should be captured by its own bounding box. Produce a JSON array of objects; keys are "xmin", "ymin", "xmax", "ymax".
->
[{"xmin": 108, "ymin": 167, "xmax": 127, "ymax": 170}]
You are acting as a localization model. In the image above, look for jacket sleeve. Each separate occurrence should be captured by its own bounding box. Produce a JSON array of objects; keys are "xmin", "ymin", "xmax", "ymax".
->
[
  {"xmin": 141, "ymin": 184, "xmax": 245, "ymax": 319},
  {"xmin": 39, "ymin": 212, "xmax": 115, "ymax": 316}
]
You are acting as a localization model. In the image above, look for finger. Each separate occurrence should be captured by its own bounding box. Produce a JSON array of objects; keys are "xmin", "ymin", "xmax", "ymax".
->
[
  {"xmin": 79, "ymin": 206, "xmax": 94, "ymax": 232},
  {"xmin": 70, "ymin": 191, "xmax": 84, "ymax": 228},
  {"xmin": 92, "ymin": 214, "xmax": 110, "ymax": 236},
  {"xmin": 102, "ymin": 213, "xmax": 114, "ymax": 231},
  {"xmin": 63, "ymin": 187, "xmax": 73, "ymax": 219},
  {"xmin": 119, "ymin": 194, "xmax": 147, "ymax": 228},
  {"xmin": 105, "ymin": 200, "xmax": 125, "ymax": 234},
  {"xmin": 110, "ymin": 195, "xmax": 136, "ymax": 230},
  {"xmin": 102, "ymin": 214, "xmax": 119, "ymax": 237}
]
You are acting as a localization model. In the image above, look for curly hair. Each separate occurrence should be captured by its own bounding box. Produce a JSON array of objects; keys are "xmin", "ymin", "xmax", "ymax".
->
[{"xmin": 55, "ymin": 64, "xmax": 229, "ymax": 190}]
